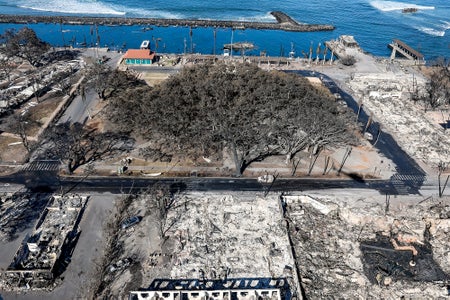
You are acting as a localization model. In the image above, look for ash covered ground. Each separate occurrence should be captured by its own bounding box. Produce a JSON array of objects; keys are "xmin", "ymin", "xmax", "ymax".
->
[
  {"xmin": 91, "ymin": 188, "xmax": 449, "ymax": 299},
  {"xmin": 284, "ymin": 191, "xmax": 450, "ymax": 299}
]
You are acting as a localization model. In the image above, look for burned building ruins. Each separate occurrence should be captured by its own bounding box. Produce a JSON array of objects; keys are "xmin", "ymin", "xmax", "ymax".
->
[{"xmin": 0, "ymin": 194, "xmax": 88, "ymax": 291}]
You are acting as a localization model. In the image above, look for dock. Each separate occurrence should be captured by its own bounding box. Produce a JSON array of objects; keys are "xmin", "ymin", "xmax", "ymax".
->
[
  {"xmin": 0, "ymin": 11, "xmax": 335, "ymax": 32},
  {"xmin": 388, "ymin": 39, "xmax": 425, "ymax": 63}
]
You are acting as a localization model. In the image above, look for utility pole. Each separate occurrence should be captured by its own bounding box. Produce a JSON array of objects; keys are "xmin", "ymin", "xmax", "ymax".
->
[
  {"xmin": 356, "ymin": 100, "xmax": 363, "ymax": 123},
  {"xmin": 373, "ymin": 125, "xmax": 382, "ymax": 146},
  {"xmin": 438, "ymin": 162, "xmax": 450, "ymax": 198},
  {"xmin": 94, "ymin": 23, "xmax": 100, "ymax": 59},
  {"xmin": 308, "ymin": 41, "xmax": 313, "ymax": 65},
  {"xmin": 59, "ymin": 20, "xmax": 66, "ymax": 48},
  {"xmin": 364, "ymin": 113, "xmax": 373, "ymax": 134},
  {"xmin": 153, "ymin": 36, "xmax": 162, "ymax": 53},
  {"xmin": 230, "ymin": 28, "xmax": 234, "ymax": 58},
  {"xmin": 213, "ymin": 27, "xmax": 217, "ymax": 57},
  {"xmin": 189, "ymin": 26, "xmax": 193, "ymax": 53}
]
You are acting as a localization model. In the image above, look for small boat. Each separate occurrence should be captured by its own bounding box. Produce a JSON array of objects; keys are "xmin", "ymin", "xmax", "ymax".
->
[
  {"xmin": 223, "ymin": 42, "xmax": 255, "ymax": 51},
  {"xmin": 402, "ymin": 7, "xmax": 418, "ymax": 13}
]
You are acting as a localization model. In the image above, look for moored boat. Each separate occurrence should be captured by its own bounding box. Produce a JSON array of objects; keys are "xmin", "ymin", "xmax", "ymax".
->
[{"xmin": 402, "ymin": 7, "xmax": 418, "ymax": 13}]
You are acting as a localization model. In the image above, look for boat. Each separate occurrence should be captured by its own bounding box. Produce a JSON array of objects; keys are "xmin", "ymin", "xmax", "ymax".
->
[
  {"xmin": 402, "ymin": 7, "xmax": 418, "ymax": 13},
  {"xmin": 223, "ymin": 42, "xmax": 255, "ymax": 51}
]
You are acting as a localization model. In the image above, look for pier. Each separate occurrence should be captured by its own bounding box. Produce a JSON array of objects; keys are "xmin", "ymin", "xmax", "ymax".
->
[
  {"xmin": 0, "ymin": 11, "xmax": 335, "ymax": 32},
  {"xmin": 388, "ymin": 39, "xmax": 425, "ymax": 64}
]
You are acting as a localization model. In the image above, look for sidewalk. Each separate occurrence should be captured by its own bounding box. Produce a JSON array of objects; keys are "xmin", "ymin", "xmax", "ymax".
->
[{"xmin": 73, "ymin": 144, "xmax": 396, "ymax": 180}]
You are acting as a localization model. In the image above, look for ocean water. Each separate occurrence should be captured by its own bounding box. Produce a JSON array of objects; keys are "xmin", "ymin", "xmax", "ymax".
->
[{"xmin": 0, "ymin": 0, "xmax": 449, "ymax": 60}]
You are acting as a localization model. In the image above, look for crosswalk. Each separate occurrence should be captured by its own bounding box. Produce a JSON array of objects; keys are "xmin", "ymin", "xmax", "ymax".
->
[
  {"xmin": 390, "ymin": 173, "xmax": 427, "ymax": 195},
  {"xmin": 21, "ymin": 160, "xmax": 60, "ymax": 172},
  {"xmin": 391, "ymin": 174, "xmax": 427, "ymax": 182}
]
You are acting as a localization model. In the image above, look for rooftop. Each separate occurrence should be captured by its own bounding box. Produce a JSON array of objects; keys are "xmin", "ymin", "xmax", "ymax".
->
[{"xmin": 123, "ymin": 49, "xmax": 156, "ymax": 60}]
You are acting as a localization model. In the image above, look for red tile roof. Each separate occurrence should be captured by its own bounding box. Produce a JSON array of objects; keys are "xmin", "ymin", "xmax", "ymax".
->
[{"xmin": 123, "ymin": 49, "xmax": 155, "ymax": 60}]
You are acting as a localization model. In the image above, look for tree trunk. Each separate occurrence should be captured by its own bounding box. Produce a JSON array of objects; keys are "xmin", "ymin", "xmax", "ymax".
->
[
  {"xmin": 20, "ymin": 134, "xmax": 30, "ymax": 154},
  {"xmin": 307, "ymin": 152, "xmax": 320, "ymax": 176},
  {"xmin": 67, "ymin": 160, "xmax": 74, "ymax": 174},
  {"xmin": 18, "ymin": 121, "xmax": 31, "ymax": 154},
  {"xmin": 285, "ymin": 153, "xmax": 291, "ymax": 165},
  {"xmin": 230, "ymin": 142, "xmax": 242, "ymax": 177},
  {"xmin": 68, "ymin": 158, "xmax": 80, "ymax": 174},
  {"xmin": 291, "ymin": 157, "xmax": 301, "ymax": 176}
]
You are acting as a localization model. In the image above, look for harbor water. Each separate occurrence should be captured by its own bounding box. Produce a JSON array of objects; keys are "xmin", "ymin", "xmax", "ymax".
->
[{"xmin": 0, "ymin": 0, "xmax": 449, "ymax": 60}]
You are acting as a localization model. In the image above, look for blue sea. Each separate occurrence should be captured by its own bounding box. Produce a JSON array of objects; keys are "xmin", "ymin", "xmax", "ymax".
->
[{"xmin": 0, "ymin": 0, "xmax": 449, "ymax": 60}]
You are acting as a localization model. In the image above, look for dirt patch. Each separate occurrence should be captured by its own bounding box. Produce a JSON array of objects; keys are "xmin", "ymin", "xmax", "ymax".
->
[
  {"xmin": 139, "ymin": 72, "xmax": 173, "ymax": 87},
  {"xmin": 0, "ymin": 94, "xmax": 64, "ymax": 141},
  {"xmin": 27, "ymin": 96, "xmax": 62, "ymax": 130},
  {"xmin": 0, "ymin": 135, "xmax": 28, "ymax": 164}
]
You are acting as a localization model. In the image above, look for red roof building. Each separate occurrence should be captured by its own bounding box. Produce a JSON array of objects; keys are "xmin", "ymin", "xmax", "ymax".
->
[{"xmin": 122, "ymin": 49, "xmax": 156, "ymax": 65}]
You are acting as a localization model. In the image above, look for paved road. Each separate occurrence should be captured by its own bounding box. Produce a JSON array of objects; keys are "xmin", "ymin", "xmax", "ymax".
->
[
  {"xmin": 58, "ymin": 88, "xmax": 98, "ymax": 125},
  {"xmin": 287, "ymin": 70, "xmax": 428, "ymax": 193},
  {"xmin": 58, "ymin": 48, "xmax": 122, "ymax": 125},
  {"xmin": 0, "ymin": 169, "xmax": 435, "ymax": 196}
]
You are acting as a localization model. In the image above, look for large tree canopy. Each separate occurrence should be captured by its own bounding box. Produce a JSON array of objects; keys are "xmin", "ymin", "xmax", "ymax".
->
[
  {"xmin": 43, "ymin": 122, "xmax": 135, "ymax": 174},
  {"xmin": 0, "ymin": 27, "xmax": 50, "ymax": 67},
  {"xmin": 107, "ymin": 62, "xmax": 357, "ymax": 176}
]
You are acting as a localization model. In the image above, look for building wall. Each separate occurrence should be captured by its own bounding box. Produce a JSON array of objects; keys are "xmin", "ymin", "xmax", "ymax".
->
[{"xmin": 125, "ymin": 58, "xmax": 152, "ymax": 65}]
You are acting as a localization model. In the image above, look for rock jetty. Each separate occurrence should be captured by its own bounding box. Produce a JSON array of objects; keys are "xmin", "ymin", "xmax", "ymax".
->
[{"xmin": 0, "ymin": 11, "xmax": 335, "ymax": 32}]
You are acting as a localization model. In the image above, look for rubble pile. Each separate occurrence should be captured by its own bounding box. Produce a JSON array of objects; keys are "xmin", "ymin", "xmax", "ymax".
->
[
  {"xmin": 420, "ymin": 201, "xmax": 450, "ymax": 275},
  {"xmin": 166, "ymin": 193, "xmax": 295, "ymax": 283},
  {"xmin": 347, "ymin": 72, "xmax": 450, "ymax": 167},
  {"xmin": 0, "ymin": 194, "xmax": 88, "ymax": 292},
  {"xmin": 0, "ymin": 54, "xmax": 83, "ymax": 116},
  {"xmin": 360, "ymin": 233, "xmax": 447, "ymax": 284},
  {"xmin": 97, "ymin": 192, "xmax": 300, "ymax": 299},
  {"xmin": 283, "ymin": 194, "xmax": 450, "ymax": 299},
  {"xmin": 93, "ymin": 190, "xmax": 449, "ymax": 299}
]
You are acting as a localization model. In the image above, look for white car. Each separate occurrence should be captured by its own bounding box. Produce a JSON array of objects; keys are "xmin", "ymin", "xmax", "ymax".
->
[
  {"xmin": 258, "ymin": 174, "xmax": 275, "ymax": 183},
  {"xmin": 121, "ymin": 216, "xmax": 141, "ymax": 230}
]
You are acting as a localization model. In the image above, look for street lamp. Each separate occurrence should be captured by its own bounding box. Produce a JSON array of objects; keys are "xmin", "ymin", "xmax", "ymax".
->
[{"xmin": 152, "ymin": 36, "xmax": 162, "ymax": 53}]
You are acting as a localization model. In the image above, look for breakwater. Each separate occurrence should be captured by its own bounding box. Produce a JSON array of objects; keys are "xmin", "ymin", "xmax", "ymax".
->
[{"xmin": 0, "ymin": 11, "xmax": 335, "ymax": 32}]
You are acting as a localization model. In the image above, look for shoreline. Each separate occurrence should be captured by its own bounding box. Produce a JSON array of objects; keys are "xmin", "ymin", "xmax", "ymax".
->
[{"xmin": 0, "ymin": 11, "xmax": 335, "ymax": 32}]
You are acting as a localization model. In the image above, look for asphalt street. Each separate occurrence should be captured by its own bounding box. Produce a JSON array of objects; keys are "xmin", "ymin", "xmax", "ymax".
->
[
  {"xmin": 0, "ymin": 167, "xmax": 433, "ymax": 196},
  {"xmin": 287, "ymin": 70, "xmax": 427, "ymax": 189}
]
